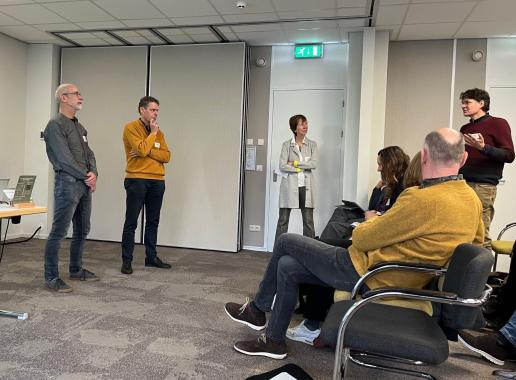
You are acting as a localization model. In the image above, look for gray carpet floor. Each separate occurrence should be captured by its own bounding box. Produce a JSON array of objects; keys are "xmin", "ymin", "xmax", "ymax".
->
[{"xmin": 0, "ymin": 238, "xmax": 514, "ymax": 379}]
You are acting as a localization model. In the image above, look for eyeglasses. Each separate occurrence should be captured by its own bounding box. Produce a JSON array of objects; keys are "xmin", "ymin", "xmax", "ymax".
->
[{"xmin": 63, "ymin": 91, "xmax": 81, "ymax": 97}]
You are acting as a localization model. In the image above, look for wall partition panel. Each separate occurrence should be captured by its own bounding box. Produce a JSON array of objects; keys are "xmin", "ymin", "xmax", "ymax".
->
[
  {"xmin": 150, "ymin": 43, "xmax": 245, "ymax": 252},
  {"xmin": 61, "ymin": 46, "xmax": 147, "ymax": 241}
]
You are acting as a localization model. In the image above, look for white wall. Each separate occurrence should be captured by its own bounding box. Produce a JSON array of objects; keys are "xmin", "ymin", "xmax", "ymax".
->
[
  {"xmin": 23, "ymin": 44, "xmax": 60, "ymax": 237},
  {"xmin": 0, "ymin": 33, "xmax": 27, "ymax": 239},
  {"xmin": 355, "ymin": 29, "xmax": 390, "ymax": 207},
  {"xmin": 270, "ymin": 44, "xmax": 347, "ymax": 90}
]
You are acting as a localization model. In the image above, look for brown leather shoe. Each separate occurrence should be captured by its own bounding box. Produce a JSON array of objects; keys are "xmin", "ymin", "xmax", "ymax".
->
[
  {"xmin": 234, "ymin": 334, "xmax": 287, "ymax": 359},
  {"xmin": 224, "ymin": 298, "xmax": 266, "ymax": 330}
]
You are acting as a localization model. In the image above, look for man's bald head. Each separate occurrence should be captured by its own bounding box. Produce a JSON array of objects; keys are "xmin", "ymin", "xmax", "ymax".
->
[{"xmin": 424, "ymin": 128, "xmax": 465, "ymax": 167}]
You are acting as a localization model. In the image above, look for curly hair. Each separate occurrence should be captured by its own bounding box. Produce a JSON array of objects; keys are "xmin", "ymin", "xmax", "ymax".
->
[
  {"xmin": 460, "ymin": 88, "xmax": 490, "ymax": 112},
  {"xmin": 377, "ymin": 146, "xmax": 410, "ymax": 199}
]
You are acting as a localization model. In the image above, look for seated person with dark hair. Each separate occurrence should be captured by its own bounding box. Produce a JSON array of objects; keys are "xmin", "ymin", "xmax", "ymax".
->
[
  {"xmin": 224, "ymin": 128, "xmax": 484, "ymax": 359},
  {"xmin": 320, "ymin": 146, "xmax": 410, "ymax": 249},
  {"xmin": 289, "ymin": 150, "xmax": 422, "ymax": 345}
]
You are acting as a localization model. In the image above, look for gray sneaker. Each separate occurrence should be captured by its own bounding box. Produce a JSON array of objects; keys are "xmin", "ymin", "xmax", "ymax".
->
[
  {"xmin": 45, "ymin": 278, "xmax": 72, "ymax": 293},
  {"xmin": 69, "ymin": 268, "xmax": 99, "ymax": 281}
]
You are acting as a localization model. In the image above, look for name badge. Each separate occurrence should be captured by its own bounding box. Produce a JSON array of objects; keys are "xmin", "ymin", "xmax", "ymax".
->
[
  {"xmin": 83, "ymin": 135, "xmax": 88, "ymax": 143},
  {"xmin": 154, "ymin": 142, "xmax": 160, "ymax": 148}
]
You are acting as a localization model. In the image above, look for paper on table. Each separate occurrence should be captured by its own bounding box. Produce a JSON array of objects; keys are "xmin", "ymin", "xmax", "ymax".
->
[
  {"xmin": 270, "ymin": 372, "xmax": 297, "ymax": 380},
  {"xmin": 274, "ymin": 168, "xmax": 288, "ymax": 178}
]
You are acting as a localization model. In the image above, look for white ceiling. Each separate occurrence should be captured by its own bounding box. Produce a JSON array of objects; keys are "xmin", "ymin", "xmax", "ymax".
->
[{"xmin": 0, "ymin": 0, "xmax": 514, "ymax": 46}]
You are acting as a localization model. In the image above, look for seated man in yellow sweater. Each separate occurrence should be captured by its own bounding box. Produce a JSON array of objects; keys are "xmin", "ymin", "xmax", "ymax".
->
[
  {"xmin": 121, "ymin": 96, "xmax": 171, "ymax": 274},
  {"xmin": 224, "ymin": 128, "xmax": 484, "ymax": 360}
]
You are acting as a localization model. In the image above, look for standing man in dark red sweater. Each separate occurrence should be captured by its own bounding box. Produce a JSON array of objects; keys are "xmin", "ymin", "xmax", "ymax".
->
[{"xmin": 460, "ymin": 88, "xmax": 515, "ymax": 249}]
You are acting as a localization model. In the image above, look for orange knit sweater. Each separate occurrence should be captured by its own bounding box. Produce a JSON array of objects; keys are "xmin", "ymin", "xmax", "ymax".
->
[{"xmin": 123, "ymin": 119, "xmax": 171, "ymax": 180}]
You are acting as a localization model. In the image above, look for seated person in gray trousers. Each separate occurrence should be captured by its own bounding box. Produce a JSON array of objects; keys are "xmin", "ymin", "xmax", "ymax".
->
[{"xmin": 224, "ymin": 128, "xmax": 484, "ymax": 359}]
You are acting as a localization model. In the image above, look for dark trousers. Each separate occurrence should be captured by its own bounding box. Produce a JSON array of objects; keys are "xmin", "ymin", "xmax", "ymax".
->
[
  {"xmin": 44, "ymin": 172, "xmax": 91, "ymax": 281},
  {"xmin": 121, "ymin": 178, "xmax": 165, "ymax": 263},
  {"xmin": 253, "ymin": 233, "xmax": 361, "ymax": 341},
  {"xmin": 275, "ymin": 186, "xmax": 315, "ymax": 244},
  {"xmin": 299, "ymin": 283, "xmax": 335, "ymax": 322}
]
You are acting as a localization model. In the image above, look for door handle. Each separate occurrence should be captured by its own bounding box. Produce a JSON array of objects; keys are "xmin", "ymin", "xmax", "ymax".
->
[{"xmin": 273, "ymin": 172, "xmax": 277, "ymax": 182}]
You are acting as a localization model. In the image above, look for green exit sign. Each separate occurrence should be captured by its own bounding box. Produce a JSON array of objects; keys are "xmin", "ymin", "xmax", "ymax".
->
[{"xmin": 294, "ymin": 44, "xmax": 323, "ymax": 59}]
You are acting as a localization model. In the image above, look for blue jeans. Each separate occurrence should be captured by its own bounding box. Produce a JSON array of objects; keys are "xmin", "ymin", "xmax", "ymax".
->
[
  {"xmin": 501, "ymin": 310, "xmax": 516, "ymax": 348},
  {"xmin": 121, "ymin": 178, "xmax": 165, "ymax": 263},
  {"xmin": 44, "ymin": 172, "xmax": 91, "ymax": 281},
  {"xmin": 254, "ymin": 233, "xmax": 362, "ymax": 341}
]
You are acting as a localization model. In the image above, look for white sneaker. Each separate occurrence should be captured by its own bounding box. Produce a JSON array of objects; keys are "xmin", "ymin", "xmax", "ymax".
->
[{"xmin": 286, "ymin": 320, "xmax": 320, "ymax": 346}]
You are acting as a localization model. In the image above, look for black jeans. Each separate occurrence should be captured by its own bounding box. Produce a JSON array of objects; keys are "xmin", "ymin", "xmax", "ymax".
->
[
  {"xmin": 253, "ymin": 233, "xmax": 361, "ymax": 341},
  {"xmin": 121, "ymin": 178, "xmax": 165, "ymax": 263},
  {"xmin": 275, "ymin": 186, "xmax": 315, "ymax": 244},
  {"xmin": 300, "ymin": 283, "xmax": 335, "ymax": 322}
]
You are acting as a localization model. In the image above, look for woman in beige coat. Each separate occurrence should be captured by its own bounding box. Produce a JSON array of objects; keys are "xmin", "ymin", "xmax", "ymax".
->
[{"xmin": 275, "ymin": 114, "xmax": 318, "ymax": 243}]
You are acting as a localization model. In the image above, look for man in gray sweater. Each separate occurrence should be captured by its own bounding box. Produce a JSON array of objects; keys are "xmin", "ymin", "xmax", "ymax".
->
[{"xmin": 43, "ymin": 83, "xmax": 98, "ymax": 292}]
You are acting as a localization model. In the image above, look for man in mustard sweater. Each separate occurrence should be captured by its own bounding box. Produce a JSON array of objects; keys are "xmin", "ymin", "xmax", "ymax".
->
[
  {"xmin": 121, "ymin": 96, "xmax": 171, "ymax": 274},
  {"xmin": 224, "ymin": 128, "xmax": 484, "ymax": 360}
]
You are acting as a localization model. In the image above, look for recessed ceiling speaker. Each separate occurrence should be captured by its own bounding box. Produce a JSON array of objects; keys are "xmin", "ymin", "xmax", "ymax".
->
[
  {"xmin": 471, "ymin": 50, "xmax": 485, "ymax": 62},
  {"xmin": 255, "ymin": 57, "xmax": 267, "ymax": 67}
]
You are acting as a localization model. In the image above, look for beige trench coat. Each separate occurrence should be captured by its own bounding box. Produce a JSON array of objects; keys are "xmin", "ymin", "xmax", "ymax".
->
[{"xmin": 278, "ymin": 137, "xmax": 318, "ymax": 208}]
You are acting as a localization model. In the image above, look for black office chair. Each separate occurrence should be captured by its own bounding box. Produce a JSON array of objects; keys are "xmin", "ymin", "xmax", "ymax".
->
[{"xmin": 319, "ymin": 243, "xmax": 493, "ymax": 380}]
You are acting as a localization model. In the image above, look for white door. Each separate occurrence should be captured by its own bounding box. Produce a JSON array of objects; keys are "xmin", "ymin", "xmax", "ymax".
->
[
  {"xmin": 266, "ymin": 89, "xmax": 345, "ymax": 251},
  {"xmin": 488, "ymin": 87, "xmax": 516, "ymax": 271}
]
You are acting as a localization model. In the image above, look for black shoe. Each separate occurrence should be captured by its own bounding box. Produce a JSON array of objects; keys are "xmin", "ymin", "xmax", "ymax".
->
[
  {"xmin": 224, "ymin": 297, "xmax": 266, "ymax": 330},
  {"xmin": 69, "ymin": 268, "xmax": 99, "ymax": 281},
  {"xmin": 121, "ymin": 262, "xmax": 133, "ymax": 274},
  {"xmin": 145, "ymin": 257, "xmax": 171, "ymax": 269},
  {"xmin": 45, "ymin": 277, "xmax": 72, "ymax": 293},
  {"xmin": 234, "ymin": 334, "xmax": 287, "ymax": 359},
  {"xmin": 458, "ymin": 330, "xmax": 514, "ymax": 365}
]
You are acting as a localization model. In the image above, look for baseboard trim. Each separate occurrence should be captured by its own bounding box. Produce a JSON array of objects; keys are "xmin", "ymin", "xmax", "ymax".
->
[{"xmin": 242, "ymin": 245, "xmax": 269, "ymax": 252}]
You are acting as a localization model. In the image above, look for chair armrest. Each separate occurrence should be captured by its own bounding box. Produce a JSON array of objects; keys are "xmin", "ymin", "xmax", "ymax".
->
[
  {"xmin": 351, "ymin": 262, "xmax": 446, "ymax": 299},
  {"xmin": 368, "ymin": 261, "xmax": 442, "ymax": 271},
  {"xmin": 497, "ymin": 222, "xmax": 516, "ymax": 240},
  {"xmin": 361, "ymin": 286, "xmax": 458, "ymax": 301},
  {"xmin": 332, "ymin": 283, "xmax": 491, "ymax": 379}
]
